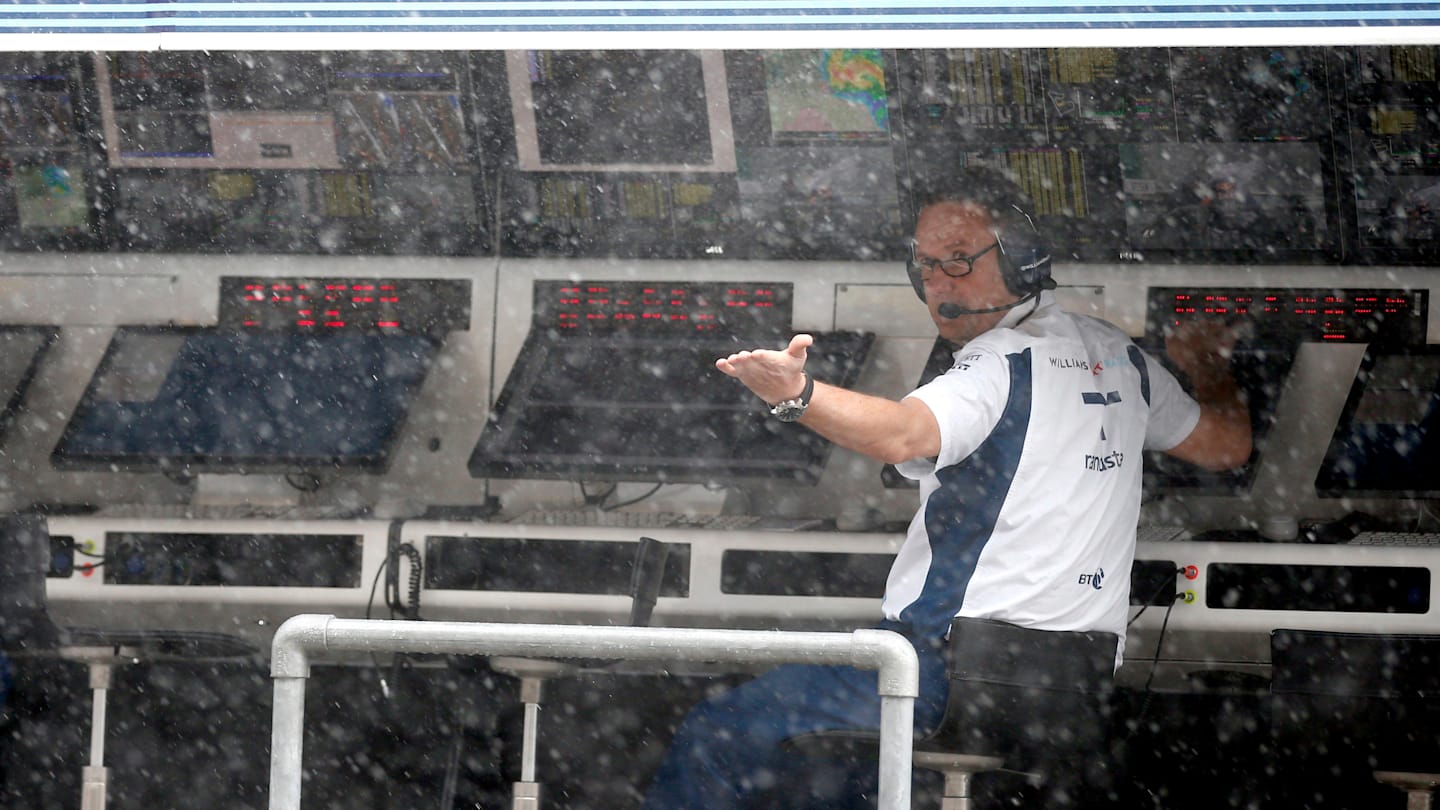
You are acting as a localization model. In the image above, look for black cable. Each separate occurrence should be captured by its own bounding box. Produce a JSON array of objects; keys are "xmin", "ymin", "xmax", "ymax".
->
[
  {"xmin": 384, "ymin": 543, "xmax": 423, "ymax": 621},
  {"xmin": 602, "ymin": 482, "xmax": 664, "ymax": 511},
  {"xmin": 1128, "ymin": 567, "xmax": 1185, "ymax": 628},
  {"xmin": 365, "ymin": 554, "xmax": 393, "ymax": 697},
  {"xmin": 1141, "ymin": 593, "xmax": 1181, "ymax": 696},
  {"xmin": 284, "ymin": 471, "xmax": 323, "ymax": 493},
  {"xmin": 580, "ymin": 481, "xmax": 617, "ymax": 506},
  {"xmin": 405, "ymin": 544, "xmax": 422, "ymax": 620},
  {"xmin": 1118, "ymin": 591, "xmax": 1183, "ymax": 745},
  {"xmin": 365, "ymin": 553, "xmax": 388, "ymax": 621},
  {"xmin": 71, "ymin": 547, "xmax": 107, "ymax": 571}
]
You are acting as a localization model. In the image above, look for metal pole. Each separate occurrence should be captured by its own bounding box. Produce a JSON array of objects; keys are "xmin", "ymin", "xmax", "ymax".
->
[
  {"xmin": 515, "ymin": 676, "xmax": 544, "ymax": 810},
  {"xmin": 877, "ymin": 693, "xmax": 916, "ymax": 807},
  {"xmin": 268, "ymin": 616, "xmax": 324, "ymax": 810},
  {"xmin": 519, "ymin": 685, "xmax": 540, "ymax": 783},
  {"xmin": 80, "ymin": 661, "xmax": 111, "ymax": 810},
  {"xmin": 268, "ymin": 616, "xmax": 918, "ymax": 810},
  {"xmin": 268, "ymin": 678, "xmax": 309, "ymax": 810}
]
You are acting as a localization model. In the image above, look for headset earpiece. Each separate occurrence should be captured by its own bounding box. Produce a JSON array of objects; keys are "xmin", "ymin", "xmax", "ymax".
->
[
  {"xmin": 994, "ymin": 203, "xmax": 1054, "ymax": 296},
  {"xmin": 906, "ymin": 245, "xmax": 928, "ymax": 303}
]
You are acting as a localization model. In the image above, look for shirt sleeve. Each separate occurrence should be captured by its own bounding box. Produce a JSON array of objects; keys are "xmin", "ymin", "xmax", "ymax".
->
[
  {"xmin": 895, "ymin": 345, "xmax": 1010, "ymax": 479},
  {"xmin": 1137, "ymin": 346, "xmax": 1202, "ymax": 452}
]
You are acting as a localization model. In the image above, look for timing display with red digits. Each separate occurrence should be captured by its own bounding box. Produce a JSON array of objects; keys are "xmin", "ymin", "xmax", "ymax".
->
[
  {"xmin": 537, "ymin": 280, "xmax": 794, "ymax": 334},
  {"xmin": 217, "ymin": 277, "xmax": 470, "ymax": 335},
  {"xmin": 1147, "ymin": 287, "xmax": 1428, "ymax": 344}
]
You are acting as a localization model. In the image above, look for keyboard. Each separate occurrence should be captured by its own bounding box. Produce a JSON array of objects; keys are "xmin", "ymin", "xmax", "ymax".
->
[
  {"xmin": 508, "ymin": 509, "xmax": 810, "ymax": 531},
  {"xmin": 1349, "ymin": 531, "xmax": 1440, "ymax": 547}
]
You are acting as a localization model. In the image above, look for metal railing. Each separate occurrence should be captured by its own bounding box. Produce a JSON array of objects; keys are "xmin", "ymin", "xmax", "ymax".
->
[{"xmin": 268, "ymin": 615, "xmax": 919, "ymax": 810}]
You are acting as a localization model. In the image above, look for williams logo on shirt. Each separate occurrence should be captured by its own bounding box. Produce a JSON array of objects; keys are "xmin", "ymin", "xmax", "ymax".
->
[
  {"xmin": 1077, "ymin": 568, "xmax": 1105, "ymax": 590},
  {"xmin": 1050, "ymin": 356, "xmax": 1090, "ymax": 371}
]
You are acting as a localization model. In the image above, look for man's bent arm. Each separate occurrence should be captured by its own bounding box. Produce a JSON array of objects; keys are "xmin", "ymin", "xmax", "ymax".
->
[
  {"xmin": 716, "ymin": 334, "xmax": 942, "ymax": 465},
  {"xmin": 800, "ymin": 382, "xmax": 941, "ymax": 465}
]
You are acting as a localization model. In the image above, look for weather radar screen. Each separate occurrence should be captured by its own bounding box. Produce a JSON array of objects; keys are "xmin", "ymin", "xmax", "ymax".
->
[{"xmin": 762, "ymin": 50, "xmax": 890, "ymax": 141}]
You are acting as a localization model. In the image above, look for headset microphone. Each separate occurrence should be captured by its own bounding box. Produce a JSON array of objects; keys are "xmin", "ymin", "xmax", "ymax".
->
[{"xmin": 936, "ymin": 291, "xmax": 1040, "ymax": 319}]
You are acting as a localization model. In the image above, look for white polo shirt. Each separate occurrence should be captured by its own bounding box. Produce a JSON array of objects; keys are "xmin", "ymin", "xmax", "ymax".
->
[{"xmin": 885, "ymin": 293, "xmax": 1200, "ymax": 662}]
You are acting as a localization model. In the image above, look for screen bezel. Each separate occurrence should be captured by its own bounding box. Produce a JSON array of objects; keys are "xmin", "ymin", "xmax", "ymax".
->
[{"xmin": 0, "ymin": 325, "xmax": 58, "ymax": 443}]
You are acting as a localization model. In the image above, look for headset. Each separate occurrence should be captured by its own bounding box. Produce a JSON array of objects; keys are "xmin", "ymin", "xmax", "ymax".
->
[{"xmin": 906, "ymin": 175, "xmax": 1057, "ymax": 314}]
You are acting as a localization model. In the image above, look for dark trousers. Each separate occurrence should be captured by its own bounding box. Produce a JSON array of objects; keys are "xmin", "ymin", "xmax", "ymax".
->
[{"xmin": 640, "ymin": 637, "xmax": 949, "ymax": 810}]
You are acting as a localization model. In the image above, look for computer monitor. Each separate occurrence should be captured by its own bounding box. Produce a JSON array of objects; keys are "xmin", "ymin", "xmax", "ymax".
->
[
  {"xmin": 469, "ymin": 329, "xmax": 873, "ymax": 485},
  {"xmin": 469, "ymin": 279, "xmax": 871, "ymax": 484},
  {"xmin": 1315, "ymin": 344, "xmax": 1440, "ymax": 498},
  {"xmin": 0, "ymin": 325, "xmax": 56, "ymax": 442},
  {"xmin": 1140, "ymin": 286, "xmax": 1427, "ymax": 496},
  {"xmin": 51, "ymin": 327, "xmax": 438, "ymax": 475},
  {"xmin": 506, "ymin": 50, "xmax": 736, "ymax": 174},
  {"xmin": 1122, "ymin": 142, "xmax": 1332, "ymax": 257},
  {"xmin": 13, "ymin": 161, "xmax": 88, "ymax": 230}
]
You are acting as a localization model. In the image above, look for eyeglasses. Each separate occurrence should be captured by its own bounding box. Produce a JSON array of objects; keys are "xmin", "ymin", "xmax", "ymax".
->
[{"xmin": 909, "ymin": 240, "xmax": 1000, "ymax": 279}]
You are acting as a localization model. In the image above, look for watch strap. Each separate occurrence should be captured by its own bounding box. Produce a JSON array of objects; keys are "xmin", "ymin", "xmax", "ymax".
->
[{"xmin": 769, "ymin": 373, "xmax": 814, "ymax": 421}]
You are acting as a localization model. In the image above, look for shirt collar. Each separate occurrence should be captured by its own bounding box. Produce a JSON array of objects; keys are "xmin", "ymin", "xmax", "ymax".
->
[{"xmin": 993, "ymin": 289, "xmax": 1054, "ymax": 331}]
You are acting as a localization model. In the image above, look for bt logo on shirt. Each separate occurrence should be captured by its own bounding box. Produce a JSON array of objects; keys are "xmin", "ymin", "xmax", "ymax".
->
[{"xmin": 1077, "ymin": 568, "xmax": 1105, "ymax": 590}]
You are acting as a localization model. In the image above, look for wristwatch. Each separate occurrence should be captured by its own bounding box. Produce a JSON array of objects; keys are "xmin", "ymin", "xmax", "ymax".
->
[{"xmin": 769, "ymin": 373, "xmax": 814, "ymax": 422}]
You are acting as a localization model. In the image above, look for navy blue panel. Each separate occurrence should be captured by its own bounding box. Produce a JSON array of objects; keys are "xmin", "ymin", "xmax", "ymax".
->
[
  {"xmin": 900, "ymin": 348, "xmax": 1033, "ymax": 634},
  {"xmin": 1128, "ymin": 344, "xmax": 1151, "ymax": 408}
]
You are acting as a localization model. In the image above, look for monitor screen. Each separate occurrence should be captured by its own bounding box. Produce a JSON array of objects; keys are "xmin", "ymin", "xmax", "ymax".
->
[
  {"xmin": 0, "ymin": 325, "xmax": 57, "ymax": 441},
  {"xmin": 51, "ymin": 328, "xmax": 438, "ymax": 474},
  {"xmin": 13, "ymin": 160, "xmax": 88, "ymax": 230},
  {"xmin": 1121, "ymin": 141, "xmax": 1331, "ymax": 254},
  {"xmin": 506, "ymin": 50, "xmax": 736, "ymax": 173},
  {"xmin": 1140, "ymin": 286, "xmax": 1427, "ymax": 496},
  {"xmin": 760, "ymin": 50, "xmax": 891, "ymax": 141},
  {"xmin": 889, "ymin": 47, "xmax": 1339, "ymax": 264},
  {"xmin": 1315, "ymin": 345, "xmax": 1440, "ymax": 497},
  {"xmin": 469, "ymin": 329, "xmax": 874, "ymax": 485}
]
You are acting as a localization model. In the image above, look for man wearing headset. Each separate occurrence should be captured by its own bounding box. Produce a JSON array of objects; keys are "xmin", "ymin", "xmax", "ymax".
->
[{"xmin": 641, "ymin": 167, "xmax": 1252, "ymax": 809}]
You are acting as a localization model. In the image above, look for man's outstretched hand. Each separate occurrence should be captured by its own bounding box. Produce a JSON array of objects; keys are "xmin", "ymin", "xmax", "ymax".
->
[{"xmin": 716, "ymin": 334, "xmax": 812, "ymax": 405}]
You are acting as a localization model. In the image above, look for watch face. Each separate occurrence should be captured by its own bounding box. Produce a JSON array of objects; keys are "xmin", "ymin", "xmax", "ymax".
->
[{"xmin": 771, "ymin": 400, "xmax": 806, "ymax": 422}]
